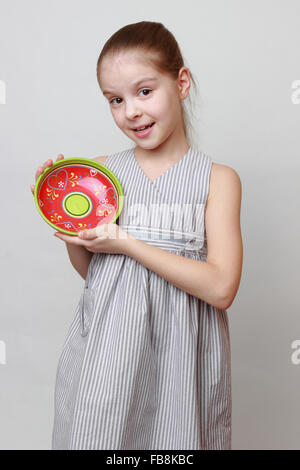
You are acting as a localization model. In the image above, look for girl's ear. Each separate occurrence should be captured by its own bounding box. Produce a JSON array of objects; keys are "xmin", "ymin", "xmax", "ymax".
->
[{"xmin": 177, "ymin": 67, "xmax": 191, "ymax": 100}]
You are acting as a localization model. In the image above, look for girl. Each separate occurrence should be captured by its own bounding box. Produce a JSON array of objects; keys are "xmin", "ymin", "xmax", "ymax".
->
[{"xmin": 31, "ymin": 21, "xmax": 242, "ymax": 450}]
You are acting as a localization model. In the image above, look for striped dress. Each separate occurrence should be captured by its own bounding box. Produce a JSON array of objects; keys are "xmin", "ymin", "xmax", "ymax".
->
[{"xmin": 51, "ymin": 146, "xmax": 232, "ymax": 450}]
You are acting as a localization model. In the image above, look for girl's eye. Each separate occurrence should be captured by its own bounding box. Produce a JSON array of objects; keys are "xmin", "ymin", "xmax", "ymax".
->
[
  {"xmin": 138, "ymin": 88, "xmax": 152, "ymax": 97},
  {"xmin": 109, "ymin": 88, "xmax": 152, "ymax": 105},
  {"xmin": 109, "ymin": 97, "xmax": 122, "ymax": 105}
]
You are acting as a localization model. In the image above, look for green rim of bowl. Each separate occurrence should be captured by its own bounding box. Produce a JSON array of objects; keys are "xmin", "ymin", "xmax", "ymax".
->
[{"xmin": 34, "ymin": 157, "xmax": 124, "ymax": 236}]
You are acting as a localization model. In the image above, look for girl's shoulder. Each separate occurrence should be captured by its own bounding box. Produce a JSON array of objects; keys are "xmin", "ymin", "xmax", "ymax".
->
[
  {"xmin": 91, "ymin": 148, "xmax": 132, "ymax": 167},
  {"xmin": 92, "ymin": 155, "xmax": 109, "ymax": 166},
  {"xmin": 208, "ymin": 162, "xmax": 241, "ymax": 203}
]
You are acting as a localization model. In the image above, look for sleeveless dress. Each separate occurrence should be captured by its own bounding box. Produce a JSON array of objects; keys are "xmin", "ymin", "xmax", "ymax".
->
[{"xmin": 51, "ymin": 146, "xmax": 232, "ymax": 450}]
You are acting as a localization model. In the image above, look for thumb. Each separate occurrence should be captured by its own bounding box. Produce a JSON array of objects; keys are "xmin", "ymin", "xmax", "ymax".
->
[
  {"xmin": 78, "ymin": 228, "xmax": 97, "ymax": 239},
  {"xmin": 78, "ymin": 224, "xmax": 108, "ymax": 239}
]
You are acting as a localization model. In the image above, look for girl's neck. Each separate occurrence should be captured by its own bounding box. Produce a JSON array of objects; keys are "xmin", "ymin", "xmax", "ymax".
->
[{"xmin": 134, "ymin": 132, "xmax": 190, "ymax": 165}]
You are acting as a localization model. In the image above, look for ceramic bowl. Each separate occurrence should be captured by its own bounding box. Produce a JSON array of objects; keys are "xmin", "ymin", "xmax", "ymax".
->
[{"xmin": 34, "ymin": 157, "xmax": 124, "ymax": 235}]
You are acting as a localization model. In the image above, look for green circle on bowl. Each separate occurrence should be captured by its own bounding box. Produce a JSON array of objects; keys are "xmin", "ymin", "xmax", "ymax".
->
[{"xmin": 65, "ymin": 193, "xmax": 90, "ymax": 216}]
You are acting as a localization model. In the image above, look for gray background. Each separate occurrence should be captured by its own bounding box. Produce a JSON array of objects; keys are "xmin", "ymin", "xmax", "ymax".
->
[{"xmin": 0, "ymin": 0, "xmax": 299, "ymax": 450}]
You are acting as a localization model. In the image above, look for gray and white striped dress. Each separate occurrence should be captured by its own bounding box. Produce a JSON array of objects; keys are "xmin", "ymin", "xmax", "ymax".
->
[{"xmin": 51, "ymin": 146, "xmax": 232, "ymax": 450}]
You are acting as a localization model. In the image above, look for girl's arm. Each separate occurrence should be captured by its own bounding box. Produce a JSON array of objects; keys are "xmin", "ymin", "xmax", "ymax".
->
[
  {"xmin": 65, "ymin": 242, "xmax": 93, "ymax": 281},
  {"xmin": 124, "ymin": 164, "xmax": 243, "ymax": 310}
]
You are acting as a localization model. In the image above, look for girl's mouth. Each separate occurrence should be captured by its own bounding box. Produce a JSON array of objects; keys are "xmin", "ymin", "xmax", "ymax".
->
[{"xmin": 132, "ymin": 122, "xmax": 155, "ymax": 138}]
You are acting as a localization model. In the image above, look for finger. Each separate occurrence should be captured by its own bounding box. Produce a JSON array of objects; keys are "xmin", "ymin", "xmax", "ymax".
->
[
  {"xmin": 54, "ymin": 232, "xmax": 86, "ymax": 244},
  {"xmin": 34, "ymin": 166, "xmax": 44, "ymax": 181},
  {"xmin": 32, "ymin": 155, "xmax": 64, "ymax": 195},
  {"xmin": 35, "ymin": 159, "xmax": 53, "ymax": 182},
  {"xmin": 32, "ymin": 162, "xmax": 51, "ymax": 194},
  {"xmin": 78, "ymin": 227, "xmax": 100, "ymax": 239}
]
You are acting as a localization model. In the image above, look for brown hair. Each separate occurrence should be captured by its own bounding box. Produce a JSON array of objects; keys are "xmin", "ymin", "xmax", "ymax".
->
[{"xmin": 96, "ymin": 21, "xmax": 200, "ymax": 146}]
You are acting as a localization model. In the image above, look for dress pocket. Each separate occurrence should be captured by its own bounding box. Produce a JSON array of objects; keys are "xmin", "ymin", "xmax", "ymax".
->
[{"xmin": 79, "ymin": 280, "xmax": 94, "ymax": 337}]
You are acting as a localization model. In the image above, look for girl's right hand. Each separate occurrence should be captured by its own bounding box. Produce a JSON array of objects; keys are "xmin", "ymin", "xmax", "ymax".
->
[{"xmin": 30, "ymin": 154, "xmax": 65, "ymax": 195}]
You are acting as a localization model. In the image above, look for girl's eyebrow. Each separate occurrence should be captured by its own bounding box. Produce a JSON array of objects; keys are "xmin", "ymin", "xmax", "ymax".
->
[{"xmin": 102, "ymin": 77, "xmax": 158, "ymax": 95}]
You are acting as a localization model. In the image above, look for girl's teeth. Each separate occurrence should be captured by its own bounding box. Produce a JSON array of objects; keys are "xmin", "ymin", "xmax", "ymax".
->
[{"xmin": 134, "ymin": 123, "xmax": 154, "ymax": 131}]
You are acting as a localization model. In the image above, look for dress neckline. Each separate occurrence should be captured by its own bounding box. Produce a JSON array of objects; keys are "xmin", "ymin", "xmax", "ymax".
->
[{"xmin": 132, "ymin": 146, "xmax": 192, "ymax": 185}]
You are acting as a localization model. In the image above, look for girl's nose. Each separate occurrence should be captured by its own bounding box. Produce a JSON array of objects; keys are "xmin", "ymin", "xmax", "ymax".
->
[{"xmin": 125, "ymin": 103, "xmax": 142, "ymax": 120}]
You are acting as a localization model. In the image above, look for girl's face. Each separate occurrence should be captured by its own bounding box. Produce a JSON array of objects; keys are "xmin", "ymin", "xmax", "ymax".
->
[{"xmin": 98, "ymin": 50, "xmax": 188, "ymax": 150}]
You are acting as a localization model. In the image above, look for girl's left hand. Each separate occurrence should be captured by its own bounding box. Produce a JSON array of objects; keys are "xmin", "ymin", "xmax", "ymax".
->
[{"xmin": 54, "ymin": 223, "xmax": 133, "ymax": 255}]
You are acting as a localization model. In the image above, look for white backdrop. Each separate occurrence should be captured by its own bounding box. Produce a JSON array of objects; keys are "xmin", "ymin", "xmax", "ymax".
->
[{"xmin": 0, "ymin": 0, "xmax": 299, "ymax": 450}]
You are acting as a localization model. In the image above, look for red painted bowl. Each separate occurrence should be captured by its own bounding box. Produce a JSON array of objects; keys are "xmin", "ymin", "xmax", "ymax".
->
[{"xmin": 34, "ymin": 157, "xmax": 124, "ymax": 235}]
